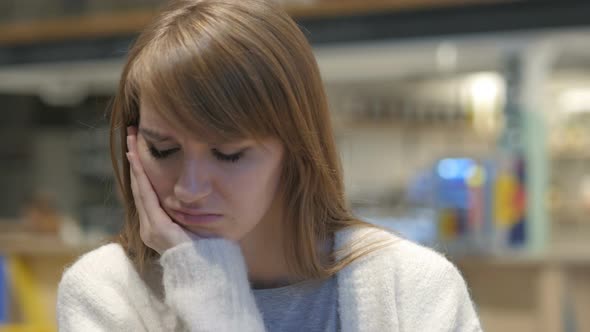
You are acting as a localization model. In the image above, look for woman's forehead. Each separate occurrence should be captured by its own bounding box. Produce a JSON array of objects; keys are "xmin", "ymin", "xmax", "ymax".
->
[
  {"xmin": 138, "ymin": 101, "xmax": 180, "ymax": 132},
  {"xmin": 138, "ymin": 99, "xmax": 254, "ymax": 144},
  {"xmin": 138, "ymin": 100, "xmax": 169, "ymax": 124}
]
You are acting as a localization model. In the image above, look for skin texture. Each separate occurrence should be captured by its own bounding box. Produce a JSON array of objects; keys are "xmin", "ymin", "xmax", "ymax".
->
[{"xmin": 126, "ymin": 101, "xmax": 293, "ymax": 286}]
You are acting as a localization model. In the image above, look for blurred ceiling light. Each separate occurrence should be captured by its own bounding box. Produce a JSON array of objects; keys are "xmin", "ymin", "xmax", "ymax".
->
[
  {"xmin": 464, "ymin": 72, "xmax": 505, "ymax": 134},
  {"xmin": 468, "ymin": 72, "xmax": 503, "ymax": 107},
  {"xmin": 436, "ymin": 42, "xmax": 458, "ymax": 73},
  {"xmin": 558, "ymin": 88, "xmax": 590, "ymax": 114},
  {"xmin": 0, "ymin": 60, "xmax": 122, "ymax": 103},
  {"xmin": 39, "ymin": 80, "xmax": 88, "ymax": 107}
]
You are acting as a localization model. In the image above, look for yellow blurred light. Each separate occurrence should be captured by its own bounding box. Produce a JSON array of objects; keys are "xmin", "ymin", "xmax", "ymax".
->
[
  {"xmin": 467, "ymin": 165, "xmax": 486, "ymax": 187},
  {"xmin": 465, "ymin": 72, "xmax": 504, "ymax": 134}
]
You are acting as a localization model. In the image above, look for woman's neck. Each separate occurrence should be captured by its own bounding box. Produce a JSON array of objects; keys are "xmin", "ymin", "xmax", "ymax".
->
[{"xmin": 238, "ymin": 216, "xmax": 298, "ymax": 289}]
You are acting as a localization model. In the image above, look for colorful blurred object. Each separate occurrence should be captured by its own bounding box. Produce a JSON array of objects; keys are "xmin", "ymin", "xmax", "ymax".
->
[
  {"xmin": 0, "ymin": 256, "xmax": 6, "ymax": 324},
  {"xmin": 411, "ymin": 155, "xmax": 528, "ymax": 254},
  {"xmin": 494, "ymin": 156, "xmax": 527, "ymax": 247},
  {"xmin": 0, "ymin": 257, "xmax": 55, "ymax": 332}
]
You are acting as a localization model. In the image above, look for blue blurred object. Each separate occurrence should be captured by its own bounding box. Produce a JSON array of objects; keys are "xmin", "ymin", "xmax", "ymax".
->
[
  {"xmin": 0, "ymin": 255, "xmax": 7, "ymax": 324},
  {"xmin": 437, "ymin": 158, "xmax": 475, "ymax": 181},
  {"xmin": 435, "ymin": 158, "xmax": 476, "ymax": 210}
]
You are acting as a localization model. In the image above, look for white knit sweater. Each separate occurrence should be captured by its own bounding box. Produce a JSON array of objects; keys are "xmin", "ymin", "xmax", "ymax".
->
[{"xmin": 57, "ymin": 227, "xmax": 482, "ymax": 331}]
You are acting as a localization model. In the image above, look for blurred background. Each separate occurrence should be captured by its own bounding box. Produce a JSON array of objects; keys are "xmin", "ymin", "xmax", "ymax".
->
[{"xmin": 0, "ymin": 0, "xmax": 589, "ymax": 331}]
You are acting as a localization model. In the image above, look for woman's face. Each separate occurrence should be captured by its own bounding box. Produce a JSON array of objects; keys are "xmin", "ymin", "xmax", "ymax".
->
[{"xmin": 136, "ymin": 100, "xmax": 285, "ymax": 241}]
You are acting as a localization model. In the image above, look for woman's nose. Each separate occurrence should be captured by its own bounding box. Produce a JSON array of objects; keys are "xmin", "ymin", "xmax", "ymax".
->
[{"xmin": 173, "ymin": 158, "xmax": 212, "ymax": 204}]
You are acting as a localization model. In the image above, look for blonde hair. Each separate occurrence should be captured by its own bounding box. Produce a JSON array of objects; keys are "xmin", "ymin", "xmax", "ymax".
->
[{"xmin": 109, "ymin": 0, "xmax": 387, "ymax": 279}]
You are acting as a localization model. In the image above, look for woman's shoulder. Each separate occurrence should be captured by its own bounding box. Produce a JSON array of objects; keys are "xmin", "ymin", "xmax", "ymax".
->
[
  {"xmin": 337, "ymin": 226, "xmax": 464, "ymax": 283},
  {"xmin": 336, "ymin": 227, "xmax": 481, "ymax": 330},
  {"xmin": 337, "ymin": 228, "xmax": 481, "ymax": 329}
]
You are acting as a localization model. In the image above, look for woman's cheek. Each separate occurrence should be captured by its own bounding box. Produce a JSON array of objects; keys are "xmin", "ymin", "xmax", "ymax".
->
[{"xmin": 140, "ymin": 156, "xmax": 174, "ymax": 198}]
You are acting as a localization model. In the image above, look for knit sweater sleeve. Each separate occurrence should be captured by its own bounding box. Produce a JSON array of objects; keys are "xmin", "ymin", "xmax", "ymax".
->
[
  {"xmin": 57, "ymin": 245, "xmax": 149, "ymax": 331},
  {"xmin": 159, "ymin": 238, "xmax": 266, "ymax": 332}
]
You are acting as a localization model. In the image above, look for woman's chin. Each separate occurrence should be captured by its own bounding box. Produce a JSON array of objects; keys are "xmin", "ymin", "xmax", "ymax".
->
[
  {"xmin": 186, "ymin": 226, "xmax": 222, "ymax": 239},
  {"xmin": 168, "ymin": 217, "xmax": 219, "ymax": 239}
]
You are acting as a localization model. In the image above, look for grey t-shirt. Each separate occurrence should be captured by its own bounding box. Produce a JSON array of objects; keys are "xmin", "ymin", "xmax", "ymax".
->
[{"xmin": 252, "ymin": 277, "xmax": 339, "ymax": 332}]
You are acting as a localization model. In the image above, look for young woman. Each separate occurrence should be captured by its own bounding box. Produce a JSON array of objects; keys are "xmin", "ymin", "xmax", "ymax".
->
[{"xmin": 57, "ymin": 0, "xmax": 482, "ymax": 331}]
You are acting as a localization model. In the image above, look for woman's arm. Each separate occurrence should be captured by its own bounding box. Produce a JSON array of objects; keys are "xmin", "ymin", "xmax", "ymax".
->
[
  {"xmin": 56, "ymin": 240, "xmax": 264, "ymax": 332},
  {"xmin": 160, "ymin": 239, "xmax": 266, "ymax": 332}
]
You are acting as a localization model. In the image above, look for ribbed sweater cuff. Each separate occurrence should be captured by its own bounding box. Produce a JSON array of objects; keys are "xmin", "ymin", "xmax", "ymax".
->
[
  {"xmin": 159, "ymin": 239, "xmax": 264, "ymax": 331},
  {"xmin": 160, "ymin": 239, "xmax": 248, "ymax": 289}
]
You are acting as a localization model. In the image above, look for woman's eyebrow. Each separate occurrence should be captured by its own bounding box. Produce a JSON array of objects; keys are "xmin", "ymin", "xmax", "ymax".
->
[{"xmin": 138, "ymin": 127, "xmax": 172, "ymax": 142}]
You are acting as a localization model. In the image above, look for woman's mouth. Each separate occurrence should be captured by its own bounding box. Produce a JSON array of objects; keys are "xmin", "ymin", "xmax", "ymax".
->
[{"xmin": 170, "ymin": 209, "xmax": 223, "ymax": 225}]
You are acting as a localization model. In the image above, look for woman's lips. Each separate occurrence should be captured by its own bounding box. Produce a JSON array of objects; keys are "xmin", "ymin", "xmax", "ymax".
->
[{"xmin": 170, "ymin": 210, "xmax": 223, "ymax": 225}]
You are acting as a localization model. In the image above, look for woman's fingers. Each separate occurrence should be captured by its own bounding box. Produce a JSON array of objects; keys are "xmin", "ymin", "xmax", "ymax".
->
[
  {"xmin": 129, "ymin": 164, "xmax": 147, "ymax": 222},
  {"xmin": 126, "ymin": 129, "xmax": 151, "ymax": 238},
  {"xmin": 126, "ymin": 134, "xmax": 161, "ymax": 211},
  {"xmin": 126, "ymin": 129, "xmax": 176, "ymax": 228},
  {"xmin": 129, "ymin": 163, "xmax": 153, "ymax": 243}
]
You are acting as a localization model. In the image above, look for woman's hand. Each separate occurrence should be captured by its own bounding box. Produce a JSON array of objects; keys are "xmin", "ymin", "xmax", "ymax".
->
[{"xmin": 126, "ymin": 126, "xmax": 195, "ymax": 254}]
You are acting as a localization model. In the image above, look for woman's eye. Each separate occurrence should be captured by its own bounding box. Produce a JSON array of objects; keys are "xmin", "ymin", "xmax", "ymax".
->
[
  {"xmin": 212, "ymin": 149, "xmax": 243, "ymax": 163},
  {"xmin": 149, "ymin": 146, "xmax": 179, "ymax": 159}
]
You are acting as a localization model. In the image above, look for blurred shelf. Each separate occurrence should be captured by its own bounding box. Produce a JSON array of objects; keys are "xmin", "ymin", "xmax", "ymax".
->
[
  {"xmin": 2, "ymin": 0, "xmax": 590, "ymax": 66},
  {"xmin": 459, "ymin": 253, "xmax": 590, "ymax": 332},
  {"xmin": 551, "ymin": 152, "xmax": 590, "ymax": 161},
  {"xmin": 0, "ymin": 9, "xmax": 155, "ymax": 46},
  {"xmin": 0, "ymin": 231, "xmax": 99, "ymax": 256},
  {"xmin": 451, "ymin": 237, "xmax": 590, "ymax": 267},
  {"xmin": 0, "ymin": 0, "xmax": 523, "ymax": 46},
  {"xmin": 456, "ymin": 247, "xmax": 590, "ymax": 267},
  {"xmin": 333, "ymin": 117, "xmax": 475, "ymax": 131},
  {"xmin": 285, "ymin": 0, "xmax": 494, "ymax": 18}
]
